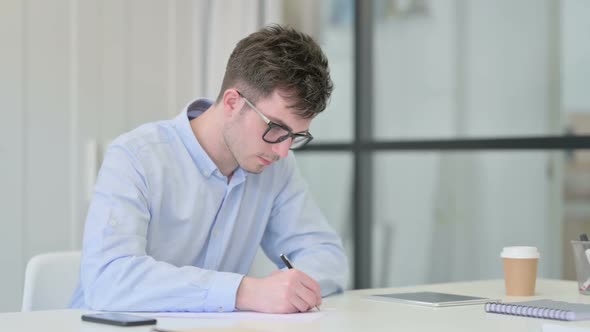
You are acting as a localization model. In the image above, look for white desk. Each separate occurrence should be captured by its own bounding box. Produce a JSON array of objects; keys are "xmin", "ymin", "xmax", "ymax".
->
[{"xmin": 2, "ymin": 279, "xmax": 589, "ymax": 332}]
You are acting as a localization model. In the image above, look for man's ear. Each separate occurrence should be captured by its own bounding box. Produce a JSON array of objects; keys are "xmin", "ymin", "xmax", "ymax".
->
[{"xmin": 222, "ymin": 89, "xmax": 241, "ymax": 118}]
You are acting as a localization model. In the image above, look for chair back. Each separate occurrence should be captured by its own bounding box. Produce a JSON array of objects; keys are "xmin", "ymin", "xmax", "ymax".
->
[{"xmin": 21, "ymin": 251, "xmax": 81, "ymax": 311}]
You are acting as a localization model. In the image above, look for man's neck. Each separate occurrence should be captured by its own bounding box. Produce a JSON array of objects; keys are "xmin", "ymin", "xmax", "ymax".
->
[{"xmin": 190, "ymin": 104, "xmax": 238, "ymax": 177}]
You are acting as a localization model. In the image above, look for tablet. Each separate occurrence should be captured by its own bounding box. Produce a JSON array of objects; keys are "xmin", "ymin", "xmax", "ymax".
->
[{"xmin": 368, "ymin": 291, "xmax": 496, "ymax": 307}]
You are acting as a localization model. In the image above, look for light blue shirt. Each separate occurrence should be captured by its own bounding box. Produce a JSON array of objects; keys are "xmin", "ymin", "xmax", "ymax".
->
[{"xmin": 70, "ymin": 98, "xmax": 348, "ymax": 312}]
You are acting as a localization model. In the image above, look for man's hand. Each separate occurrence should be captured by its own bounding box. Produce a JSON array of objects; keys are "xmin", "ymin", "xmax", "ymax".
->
[{"xmin": 235, "ymin": 269, "xmax": 322, "ymax": 313}]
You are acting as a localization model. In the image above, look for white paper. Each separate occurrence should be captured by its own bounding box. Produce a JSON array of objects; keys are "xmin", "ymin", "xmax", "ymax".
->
[{"xmin": 131, "ymin": 310, "xmax": 326, "ymax": 323}]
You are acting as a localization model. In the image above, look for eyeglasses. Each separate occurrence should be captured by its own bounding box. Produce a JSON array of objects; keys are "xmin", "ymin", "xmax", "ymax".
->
[{"xmin": 237, "ymin": 90, "xmax": 313, "ymax": 150}]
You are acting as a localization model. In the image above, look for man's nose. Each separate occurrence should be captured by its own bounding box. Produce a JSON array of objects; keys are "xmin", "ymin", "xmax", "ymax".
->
[{"xmin": 272, "ymin": 139, "xmax": 291, "ymax": 158}]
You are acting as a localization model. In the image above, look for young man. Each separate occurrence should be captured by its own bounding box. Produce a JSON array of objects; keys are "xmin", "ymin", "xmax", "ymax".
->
[{"xmin": 70, "ymin": 24, "xmax": 348, "ymax": 313}]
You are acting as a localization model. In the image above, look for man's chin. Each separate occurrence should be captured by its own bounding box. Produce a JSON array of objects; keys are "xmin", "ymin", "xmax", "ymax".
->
[
  {"xmin": 238, "ymin": 156, "xmax": 274, "ymax": 174},
  {"xmin": 244, "ymin": 169, "xmax": 264, "ymax": 175},
  {"xmin": 241, "ymin": 164, "xmax": 265, "ymax": 174}
]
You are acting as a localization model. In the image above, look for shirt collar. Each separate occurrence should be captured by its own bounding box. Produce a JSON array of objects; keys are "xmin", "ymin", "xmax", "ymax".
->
[{"xmin": 173, "ymin": 98, "xmax": 247, "ymax": 182}]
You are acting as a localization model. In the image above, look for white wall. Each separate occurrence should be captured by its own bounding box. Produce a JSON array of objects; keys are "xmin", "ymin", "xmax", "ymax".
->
[
  {"xmin": 0, "ymin": 0, "xmax": 275, "ymax": 312},
  {"xmin": 0, "ymin": 0, "xmax": 26, "ymax": 314},
  {"xmin": 1, "ymin": 0, "xmax": 74, "ymax": 313}
]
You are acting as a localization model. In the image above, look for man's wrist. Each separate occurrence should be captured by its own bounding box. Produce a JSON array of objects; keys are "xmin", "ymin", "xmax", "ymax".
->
[{"xmin": 236, "ymin": 276, "xmax": 258, "ymax": 311}]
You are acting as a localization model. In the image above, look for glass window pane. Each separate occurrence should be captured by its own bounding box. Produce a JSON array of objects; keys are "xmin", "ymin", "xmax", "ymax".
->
[
  {"xmin": 563, "ymin": 147, "xmax": 590, "ymax": 280},
  {"xmin": 563, "ymin": 0, "xmax": 590, "ymax": 117},
  {"xmin": 373, "ymin": 1, "xmax": 561, "ymax": 140},
  {"xmin": 372, "ymin": 151, "xmax": 564, "ymax": 287}
]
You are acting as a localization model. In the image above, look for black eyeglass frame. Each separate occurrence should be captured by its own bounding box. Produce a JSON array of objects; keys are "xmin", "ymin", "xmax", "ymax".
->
[{"xmin": 236, "ymin": 90, "xmax": 314, "ymax": 150}]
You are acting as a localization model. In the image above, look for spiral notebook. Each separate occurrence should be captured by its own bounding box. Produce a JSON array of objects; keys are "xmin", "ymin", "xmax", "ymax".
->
[{"xmin": 485, "ymin": 300, "xmax": 590, "ymax": 321}]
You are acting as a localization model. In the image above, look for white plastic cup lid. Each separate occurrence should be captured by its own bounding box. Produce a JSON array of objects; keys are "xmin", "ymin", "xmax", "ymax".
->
[{"xmin": 500, "ymin": 246, "xmax": 540, "ymax": 259}]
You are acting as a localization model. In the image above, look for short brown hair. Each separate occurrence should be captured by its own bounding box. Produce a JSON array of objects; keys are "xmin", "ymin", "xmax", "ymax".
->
[{"xmin": 217, "ymin": 24, "xmax": 333, "ymax": 118}]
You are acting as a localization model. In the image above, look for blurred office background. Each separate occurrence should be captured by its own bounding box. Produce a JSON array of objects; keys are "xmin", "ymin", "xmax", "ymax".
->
[{"xmin": 1, "ymin": 0, "xmax": 589, "ymax": 312}]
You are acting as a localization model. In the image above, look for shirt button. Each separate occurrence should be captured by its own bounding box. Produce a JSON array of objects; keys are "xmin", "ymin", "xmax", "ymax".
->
[
  {"xmin": 213, "ymin": 230, "xmax": 219, "ymax": 236},
  {"xmin": 109, "ymin": 219, "xmax": 118, "ymax": 226}
]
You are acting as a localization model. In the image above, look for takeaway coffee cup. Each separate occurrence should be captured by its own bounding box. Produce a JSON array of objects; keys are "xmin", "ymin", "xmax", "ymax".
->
[{"xmin": 501, "ymin": 246, "xmax": 540, "ymax": 296}]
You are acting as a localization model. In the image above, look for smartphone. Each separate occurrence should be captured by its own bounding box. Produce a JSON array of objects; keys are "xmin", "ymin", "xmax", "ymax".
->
[{"xmin": 81, "ymin": 313, "xmax": 157, "ymax": 327}]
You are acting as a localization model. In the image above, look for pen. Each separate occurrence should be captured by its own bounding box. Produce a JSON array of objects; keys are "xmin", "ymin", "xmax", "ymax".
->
[{"xmin": 279, "ymin": 253, "xmax": 321, "ymax": 312}]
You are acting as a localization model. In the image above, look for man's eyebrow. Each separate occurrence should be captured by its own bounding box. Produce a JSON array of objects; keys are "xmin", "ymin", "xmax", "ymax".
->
[
  {"xmin": 266, "ymin": 115, "xmax": 293, "ymax": 132},
  {"xmin": 267, "ymin": 117, "xmax": 309, "ymax": 134}
]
